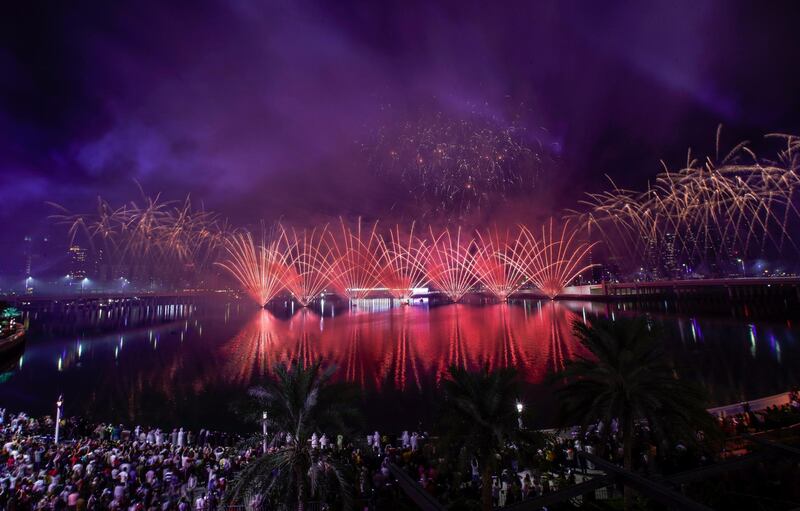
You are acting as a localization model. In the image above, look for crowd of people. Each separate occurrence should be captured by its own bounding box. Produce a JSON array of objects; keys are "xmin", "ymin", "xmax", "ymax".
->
[
  {"xmin": 373, "ymin": 391, "xmax": 800, "ymax": 508},
  {"xmin": 717, "ymin": 389, "xmax": 800, "ymax": 436},
  {"xmin": 372, "ymin": 422, "xmax": 690, "ymax": 507},
  {"xmin": 0, "ymin": 409, "xmax": 248, "ymax": 510},
  {"xmin": 0, "ymin": 408, "xmax": 436, "ymax": 511},
  {"xmin": 2, "ymin": 390, "xmax": 799, "ymax": 510}
]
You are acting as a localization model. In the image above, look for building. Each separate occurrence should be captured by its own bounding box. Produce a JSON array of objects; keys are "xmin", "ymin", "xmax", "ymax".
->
[
  {"xmin": 93, "ymin": 247, "xmax": 106, "ymax": 281},
  {"xmin": 644, "ymin": 234, "xmax": 661, "ymax": 279},
  {"xmin": 23, "ymin": 236, "xmax": 33, "ymax": 277},
  {"xmin": 68, "ymin": 245, "xmax": 89, "ymax": 280},
  {"xmin": 662, "ymin": 232, "xmax": 678, "ymax": 277}
]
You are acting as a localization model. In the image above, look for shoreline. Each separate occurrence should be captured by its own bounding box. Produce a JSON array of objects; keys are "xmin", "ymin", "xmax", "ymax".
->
[{"xmin": 2, "ymin": 389, "xmax": 796, "ymax": 441}]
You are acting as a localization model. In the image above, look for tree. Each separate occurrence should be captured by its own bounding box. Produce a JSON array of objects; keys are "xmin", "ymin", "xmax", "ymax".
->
[
  {"xmin": 553, "ymin": 317, "xmax": 715, "ymax": 510},
  {"xmin": 1, "ymin": 306, "xmax": 19, "ymax": 319},
  {"xmin": 437, "ymin": 365, "xmax": 537, "ymax": 511},
  {"xmin": 226, "ymin": 361, "xmax": 361, "ymax": 511}
]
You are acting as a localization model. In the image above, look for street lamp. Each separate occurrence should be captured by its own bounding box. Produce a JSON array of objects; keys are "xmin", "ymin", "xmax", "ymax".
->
[
  {"xmin": 737, "ymin": 258, "xmax": 745, "ymax": 277},
  {"xmin": 262, "ymin": 411, "xmax": 268, "ymax": 453},
  {"xmin": 54, "ymin": 395, "xmax": 64, "ymax": 444},
  {"xmin": 516, "ymin": 401, "xmax": 524, "ymax": 429}
]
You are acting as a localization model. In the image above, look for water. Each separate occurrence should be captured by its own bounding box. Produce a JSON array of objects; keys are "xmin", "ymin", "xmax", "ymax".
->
[{"xmin": 1, "ymin": 296, "xmax": 798, "ymax": 432}]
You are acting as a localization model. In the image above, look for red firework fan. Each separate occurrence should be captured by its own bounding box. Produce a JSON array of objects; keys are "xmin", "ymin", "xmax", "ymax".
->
[
  {"xmin": 279, "ymin": 225, "xmax": 334, "ymax": 307},
  {"xmin": 472, "ymin": 226, "xmax": 531, "ymax": 301},
  {"xmin": 326, "ymin": 218, "xmax": 383, "ymax": 300},
  {"xmin": 217, "ymin": 231, "xmax": 287, "ymax": 306},
  {"xmin": 516, "ymin": 219, "xmax": 597, "ymax": 299},
  {"xmin": 426, "ymin": 226, "xmax": 477, "ymax": 302},
  {"xmin": 377, "ymin": 223, "xmax": 430, "ymax": 302}
]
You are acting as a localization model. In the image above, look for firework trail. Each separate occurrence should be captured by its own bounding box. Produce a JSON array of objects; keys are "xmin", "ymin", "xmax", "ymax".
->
[
  {"xmin": 52, "ymin": 192, "xmax": 598, "ymax": 301},
  {"xmin": 570, "ymin": 130, "xmax": 800, "ymax": 271},
  {"xmin": 366, "ymin": 108, "xmax": 550, "ymax": 218},
  {"xmin": 49, "ymin": 191, "xmax": 229, "ymax": 284},
  {"xmin": 513, "ymin": 219, "xmax": 597, "ymax": 299},
  {"xmin": 426, "ymin": 226, "xmax": 477, "ymax": 302},
  {"xmin": 471, "ymin": 226, "xmax": 532, "ymax": 301},
  {"xmin": 279, "ymin": 225, "xmax": 334, "ymax": 307},
  {"xmin": 376, "ymin": 223, "xmax": 431, "ymax": 302},
  {"xmin": 325, "ymin": 218, "xmax": 383, "ymax": 300},
  {"xmin": 216, "ymin": 231, "xmax": 287, "ymax": 306}
]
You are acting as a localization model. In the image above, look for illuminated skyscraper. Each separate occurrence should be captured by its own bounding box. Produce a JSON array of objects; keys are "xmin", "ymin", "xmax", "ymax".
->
[
  {"xmin": 663, "ymin": 232, "xmax": 678, "ymax": 277},
  {"xmin": 69, "ymin": 245, "xmax": 88, "ymax": 280},
  {"xmin": 23, "ymin": 236, "xmax": 33, "ymax": 277}
]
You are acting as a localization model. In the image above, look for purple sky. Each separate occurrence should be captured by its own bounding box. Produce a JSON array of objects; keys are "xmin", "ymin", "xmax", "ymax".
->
[{"xmin": 2, "ymin": 0, "xmax": 800, "ymax": 274}]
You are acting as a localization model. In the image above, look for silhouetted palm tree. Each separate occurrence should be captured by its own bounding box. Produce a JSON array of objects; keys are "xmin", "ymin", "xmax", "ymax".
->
[
  {"xmin": 437, "ymin": 365, "xmax": 536, "ymax": 511},
  {"xmin": 226, "ymin": 361, "xmax": 361, "ymax": 511},
  {"xmin": 553, "ymin": 317, "xmax": 714, "ymax": 510}
]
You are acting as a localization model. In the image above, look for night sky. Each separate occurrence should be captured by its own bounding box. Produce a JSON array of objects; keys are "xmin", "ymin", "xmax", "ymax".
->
[{"xmin": 2, "ymin": 0, "xmax": 800, "ymax": 275}]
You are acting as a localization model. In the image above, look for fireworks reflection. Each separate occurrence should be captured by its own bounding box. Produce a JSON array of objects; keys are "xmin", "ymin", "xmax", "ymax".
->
[{"xmin": 220, "ymin": 300, "xmax": 589, "ymax": 390}]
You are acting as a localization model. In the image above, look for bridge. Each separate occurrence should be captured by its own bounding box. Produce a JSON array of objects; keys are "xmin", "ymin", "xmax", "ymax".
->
[
  {"xmin": 0, "ymin": 289, "xmax": 235, "ymax": 305},
  {"xmin": 561, "ymin": 276, "xmax": 800, "ymax": 301}
]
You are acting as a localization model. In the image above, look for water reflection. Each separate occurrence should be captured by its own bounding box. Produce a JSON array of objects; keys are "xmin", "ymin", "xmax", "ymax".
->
[
  {"xmin": 0, "ymin": 297, "xmax": 798, "ymax": 430},
  {"xmin": 221, "ymin": 301, "xmax": 589, "ymax": 391}
]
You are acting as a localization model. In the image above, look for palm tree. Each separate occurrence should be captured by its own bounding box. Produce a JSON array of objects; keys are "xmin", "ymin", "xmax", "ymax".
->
[
  {"xmin": 226, "ymin": 361, "xmax": 361, "ymax": 511},
  {"xmin": 553, "ymin": 317, "xmax": 715, "ymax": 510},
  {"xmin": 437, "ymin": 365, "xmax": 536, "ymax": 511}
]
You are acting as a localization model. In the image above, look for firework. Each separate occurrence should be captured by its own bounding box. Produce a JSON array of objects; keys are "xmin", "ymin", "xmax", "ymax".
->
[
  {"xmin": 216, "ymin": 231, "xmax": 287, "ymax": 306},
  {"xmin": 49, "ymin": 192, "xmax": 229, "ymax": 285},
  {"xmin": 426, "ymin": 226, "xmax": 477, "ymax": 302},
  {"xmin": 366, "ymin": 108, "xmax": 549, "ymax": 218},
  {"xmin": 471, "ymin": 226, "xmax": 531, "ymax": 301},
  {"xmin": 513, "ymin": 219, "xmax": 597, "ymax": 299},
  {"xmin": 377, "ymin": 223, "xmax": 430, "ymax": 302},
  {"xmin": 570, "ymin": 131, "xmax": 800, "ymax": 272},
  {"xmin": 279, "ymin": 225, "xmax": 334, "ymax": 307},
  {"xmin": 325, "ymin": 218, "xmax": 383, "ymax": 300}
]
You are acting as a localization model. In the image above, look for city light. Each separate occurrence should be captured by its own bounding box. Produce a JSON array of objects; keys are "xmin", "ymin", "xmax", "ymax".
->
[{"xmin": 571, "ymin": 132, "xmax": 800, "ymax": 272}]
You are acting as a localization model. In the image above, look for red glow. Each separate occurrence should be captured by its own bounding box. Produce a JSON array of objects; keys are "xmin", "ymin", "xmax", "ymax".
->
[
  {"xmin": 326, "ymin": 218, "xmax": 383, "ymax": 300},
  {"xmin": 377, "ymin": 223, "xmax": 431, "ymax": 301},
  {"xmin": 216, "ymin": 231, "xmax": 287, "ymax": 305},
  {"xmin": 220, "ymin": 302, "xmax": 590, "ymax": 390},
  {"xmin": 426, "ymin": 226, "xmax": 476, "ymax": 302},
  {"xmin": 472, "ymin": 226, "xmax": 531, "ymax": 301},
  {"xmin": 279, "ymin": 226, "xmax": 333, "ymax": 307},
  {"xmin": 218, "ymin": 220, "xmax": 596, "ymax": 304},
  {"xmin": 516, "ymin": 219, "xmax": 597, "ymax": 299}
]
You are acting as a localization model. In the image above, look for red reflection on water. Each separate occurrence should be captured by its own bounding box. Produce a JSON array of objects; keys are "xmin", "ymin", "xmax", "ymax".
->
[{"xmin": 220, "ymin": 301, "xmax": 589, "ymax": 390}]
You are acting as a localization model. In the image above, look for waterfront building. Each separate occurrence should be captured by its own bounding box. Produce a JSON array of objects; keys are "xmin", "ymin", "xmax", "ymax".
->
[{"xmin": 68, "ymin": 244, "xmax": 89, "ymax": 280}]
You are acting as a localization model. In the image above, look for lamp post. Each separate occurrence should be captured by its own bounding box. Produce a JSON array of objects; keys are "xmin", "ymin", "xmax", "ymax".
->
[
  {"xmin": 737, "ymin": 258, "xmax": 745, "ymax": 277},
  {"xmin": 262, "ymin": 411, "xmax": 268, "ymax": 453},
  {"xmin": 54, "ymin": 395, "xmax": 63, "ymax": 444},
  {"xmin": 516, "ymin": 401, "xmax": 524, "ymax": 429}
]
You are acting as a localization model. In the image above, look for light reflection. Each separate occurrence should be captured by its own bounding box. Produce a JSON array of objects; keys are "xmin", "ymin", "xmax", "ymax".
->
[
  {"xmin": 6, "ymin": 297, "xmax": 798, "ymax": 430},
  {"xmin": 219, "ymin": 301, "xmax": 587, "ymax": 390}
]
